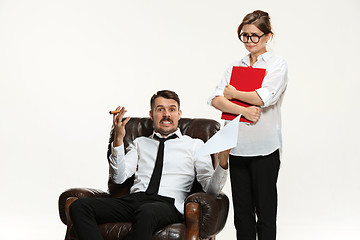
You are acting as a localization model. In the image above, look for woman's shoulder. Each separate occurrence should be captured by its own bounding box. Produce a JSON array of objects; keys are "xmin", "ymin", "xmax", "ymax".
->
[
  {"xmin": 267, "ymin": 52, "xmax": 287, "ymax": 64},
  {"xmin": 266, "ymin": 52, "xmax": 288, "ymax": 70}
]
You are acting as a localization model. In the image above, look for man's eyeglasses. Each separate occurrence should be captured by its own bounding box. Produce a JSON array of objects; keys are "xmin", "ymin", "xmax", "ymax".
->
[{"xmin": 239, "ymin": 33, "xmax": 266, "ymax": 43}]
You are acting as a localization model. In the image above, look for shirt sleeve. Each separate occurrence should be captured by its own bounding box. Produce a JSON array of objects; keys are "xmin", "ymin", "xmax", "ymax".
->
[
  {"xmin": 108, "ymin": 141, "xmax": 138, "ymax": 184},
  {"xmin": 207, "ymin": 65, "xmax": 233, "ymax": 106},
  {"xmin": 206, "ymin": 163, "xmax": 228, "ymax": 195},
  {"xmin": 194, "ymin": 140, "xmax": 228, "ymax": 195},
  {"xmin": 256, "ymin": 58, "xmax": 288, "ymax": 107}
]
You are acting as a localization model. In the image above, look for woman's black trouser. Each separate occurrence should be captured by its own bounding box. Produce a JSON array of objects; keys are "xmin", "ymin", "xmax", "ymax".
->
[{"xmin": 229, "ymin": 149, "xmax": 280, "ymax": 240}]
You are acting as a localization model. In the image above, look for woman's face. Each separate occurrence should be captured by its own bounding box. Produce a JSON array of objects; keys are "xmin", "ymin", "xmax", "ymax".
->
[{"xmin": 240, "ymin": 24, "xmax": 271, "ymax": 57}]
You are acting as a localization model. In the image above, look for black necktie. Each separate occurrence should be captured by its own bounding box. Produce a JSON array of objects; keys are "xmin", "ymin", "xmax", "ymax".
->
[{"xmin": 146, "ymin": 134, "xmax": 178, "ymax": 194}]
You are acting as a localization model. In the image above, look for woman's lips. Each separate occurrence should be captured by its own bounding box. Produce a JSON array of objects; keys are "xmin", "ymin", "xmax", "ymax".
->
[{"xmin": 247, "ymin": 44, "xmax": 256, "ymax": 48}]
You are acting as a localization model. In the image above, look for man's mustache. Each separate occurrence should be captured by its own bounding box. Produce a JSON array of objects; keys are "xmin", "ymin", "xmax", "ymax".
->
[{"xmin": 160, "ymin": 117, "xmax": 173, "ymax": 123}]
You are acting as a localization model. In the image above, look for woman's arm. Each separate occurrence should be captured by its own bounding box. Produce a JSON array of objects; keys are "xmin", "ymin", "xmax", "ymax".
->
[
  {"xmin": 223, "ymin": 85, "xmax": 264, "ymax": 106},
  {"xmin": 253, "ymin": 58, "xmax": 288, "ymax": 107},
  {"xmin": 211, "ymin": 96, "xmax": 261, "ymax": 123}
]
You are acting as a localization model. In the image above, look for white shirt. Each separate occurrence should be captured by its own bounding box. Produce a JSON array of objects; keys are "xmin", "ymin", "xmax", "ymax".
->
[
  {"xmin": 208, "ymin": 51, "xmax": 288, "ymax": 156},
  {"xmin": 109, "ymin": 129, "xmax": 228, "ymax": 214}
]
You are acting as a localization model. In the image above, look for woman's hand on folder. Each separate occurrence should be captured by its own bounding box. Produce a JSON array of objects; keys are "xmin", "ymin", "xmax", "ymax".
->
[
  {"xmin": 224, "ymin": 85, "xmax": 237, "ymax": 100},
  {"xmin": 243, "ymin": 106, "xmax": 261, "ymax": 123}
]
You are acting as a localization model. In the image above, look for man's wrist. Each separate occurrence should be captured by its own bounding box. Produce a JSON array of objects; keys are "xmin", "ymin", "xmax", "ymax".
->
[
  {"xmin": 113, "ymin": 137, "xmax": 124, "ymax": 147},
  {"xmin": 219, "ymin": 161, "xmax": 229, "ymax": 170}
]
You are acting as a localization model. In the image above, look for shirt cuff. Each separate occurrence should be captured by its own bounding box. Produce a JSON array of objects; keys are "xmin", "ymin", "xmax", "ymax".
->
[
  {"xmin": 256, "ymin": 88, "xmax": 272, "ymax": 107},
  {"xmin": 215, "ymin": 162, "xmax": 228, "ymax": 176},
  {"xmin": 213, "ymin": 163, "xmax": 228, "ymax": 189},
  {"xmin": 111, "ymin": 142, "xmax": 125, "ymax": 158},
  {"xmin": 207, "ymin": 89, "xmax": 224, "ymax": 106}
]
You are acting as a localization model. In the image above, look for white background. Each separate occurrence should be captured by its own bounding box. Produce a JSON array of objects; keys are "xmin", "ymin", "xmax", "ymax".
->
[{"xmin": 1, "ymin": 0, "xmax": 359, "ymax": 239}]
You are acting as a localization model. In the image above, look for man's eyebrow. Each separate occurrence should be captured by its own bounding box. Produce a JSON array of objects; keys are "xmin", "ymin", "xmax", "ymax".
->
[
  {"xmin": 155, "ymin": 104, "xmax": 178, "ymax": 109},
  {"xmin": 155, "ymin": 105, "xmax": 164, "ymax": 109}
]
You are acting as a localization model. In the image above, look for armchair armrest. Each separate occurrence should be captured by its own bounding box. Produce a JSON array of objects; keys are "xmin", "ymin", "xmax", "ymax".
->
[
  {"xmin": 58, "ymin": 188, "xmax": 109, "ymax": 225},
  {"xmin": 185, "ymin": 192, "xmax": 229, "ymax": 239}
]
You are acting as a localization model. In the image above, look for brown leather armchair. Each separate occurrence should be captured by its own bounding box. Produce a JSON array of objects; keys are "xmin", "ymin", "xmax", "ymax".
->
[{"xmin": 58, "ymin": 118, "xmax": 229, "ymax": 240}]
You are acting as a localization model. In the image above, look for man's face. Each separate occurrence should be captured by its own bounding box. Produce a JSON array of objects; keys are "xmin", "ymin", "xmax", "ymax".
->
[{"xmin": 149, "ymin": 96, "xmax": 182, "ymax": 137}]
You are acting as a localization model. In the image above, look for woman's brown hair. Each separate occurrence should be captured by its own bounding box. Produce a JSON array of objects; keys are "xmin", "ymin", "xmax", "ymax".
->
[{"xmin": 237, "ymin": 10, "xmax": 273, "ymax": 40}]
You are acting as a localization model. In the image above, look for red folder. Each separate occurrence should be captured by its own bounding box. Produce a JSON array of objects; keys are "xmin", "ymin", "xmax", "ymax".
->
[{"xmin": 221, "ymin": 66, "xmax": 266, "ymax": 123}]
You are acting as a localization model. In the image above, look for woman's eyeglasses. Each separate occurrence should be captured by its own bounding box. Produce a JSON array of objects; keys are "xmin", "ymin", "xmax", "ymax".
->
[{"xmin": 239, "ymin": 33, "xmax": 266, "ymax": 43}]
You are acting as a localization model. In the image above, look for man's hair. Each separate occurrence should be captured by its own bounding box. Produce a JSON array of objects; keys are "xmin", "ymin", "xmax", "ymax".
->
[{"xmin": 150, "ymin": 90, "xmax": 180, "ymax": 110}]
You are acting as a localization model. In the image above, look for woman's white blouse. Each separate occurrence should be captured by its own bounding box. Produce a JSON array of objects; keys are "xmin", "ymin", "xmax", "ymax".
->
[{"xmin": 208, "ymin": 51, "xmax": 288, "ymax": 156}]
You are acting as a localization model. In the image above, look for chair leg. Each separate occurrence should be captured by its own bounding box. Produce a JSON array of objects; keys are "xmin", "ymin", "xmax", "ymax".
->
[
  {"xmin": 64, "ymin": 197, "xmax": 79, "ymax": 240},
  {"xmin": 185, "ymin": 202, "xmax": 200, "ymax": 240}
]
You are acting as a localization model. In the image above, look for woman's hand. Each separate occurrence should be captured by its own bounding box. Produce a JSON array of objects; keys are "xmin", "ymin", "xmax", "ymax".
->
[
  {"xmin": 243, "ymin": 106, "xmax": 261, "ymax": 123},
  {"xmin": 112, "ymin": 106, "xmax": 131, "ymax": 147},
  {"xmin": 223, "ymin": 84, "xmax": 237, "ymax": 100}
]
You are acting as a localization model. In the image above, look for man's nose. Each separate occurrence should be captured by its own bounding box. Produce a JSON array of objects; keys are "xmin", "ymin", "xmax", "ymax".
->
[{"xmin": 163, "ymin": 110, "xmax": 170, "ymax": 117}]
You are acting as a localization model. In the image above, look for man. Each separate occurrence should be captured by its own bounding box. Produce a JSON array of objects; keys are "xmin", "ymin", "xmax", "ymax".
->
[{"xmin": 69, "ymin": 90, "xmax": 229, "ymax": 240}]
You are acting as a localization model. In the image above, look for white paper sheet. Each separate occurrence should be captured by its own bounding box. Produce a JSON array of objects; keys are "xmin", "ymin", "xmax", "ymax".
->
[{"xmin": 195, "ymin": 115, "xmax": 240, "ymax": 157}]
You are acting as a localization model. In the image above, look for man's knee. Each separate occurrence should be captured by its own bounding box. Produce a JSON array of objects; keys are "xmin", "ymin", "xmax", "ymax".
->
[
  {"xmin": 69, "ymin": 198, "xmax": 92, "ymax": 218},
  {"xmin": 134, "ymin": 202, "xmax": 177, "ymax": 226}
]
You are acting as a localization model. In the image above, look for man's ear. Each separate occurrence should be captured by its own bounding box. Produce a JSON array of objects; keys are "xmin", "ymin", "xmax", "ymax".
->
[
  {"xmin": 149, "ymin": 110, "xmax": 154, "ymax": 121},
  {"xmin": 178, "ymin": 109, "xmax": 182, "ymax": 120}
]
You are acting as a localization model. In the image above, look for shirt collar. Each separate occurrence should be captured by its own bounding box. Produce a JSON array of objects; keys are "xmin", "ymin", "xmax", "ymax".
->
[
  {"xmin": 241, "ymin": 51, "xmax": 273, "ymax": 66},
  {"xmin": 151, "ymin": 128, "xmax": 182, "ymax": 139}
]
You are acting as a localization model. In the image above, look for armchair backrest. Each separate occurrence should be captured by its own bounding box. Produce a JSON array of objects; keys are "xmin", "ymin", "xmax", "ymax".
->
[{"xmin": 106, "ymin": 117, "xmax": 220, "ymax": 198}]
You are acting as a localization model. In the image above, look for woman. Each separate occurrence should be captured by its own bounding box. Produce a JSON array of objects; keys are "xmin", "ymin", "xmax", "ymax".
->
[{"xmin": 208, "ymin": 10, "xmax": 288, "ymax": 240}]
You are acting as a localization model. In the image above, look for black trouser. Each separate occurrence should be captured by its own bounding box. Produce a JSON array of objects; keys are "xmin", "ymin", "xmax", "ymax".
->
[
  {"xmin": 229, "ymin": 149, "xmax": 280, "ymax": 240},
  {"xmin": 69, "ymin": 192, "xmax": 183, "ymax": 240}
]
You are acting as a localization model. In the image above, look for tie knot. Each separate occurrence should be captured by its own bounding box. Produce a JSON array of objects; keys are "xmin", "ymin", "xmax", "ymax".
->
[{"xmin": 154, "ymin": 134, "xmax": 178, "ymax": 143}]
